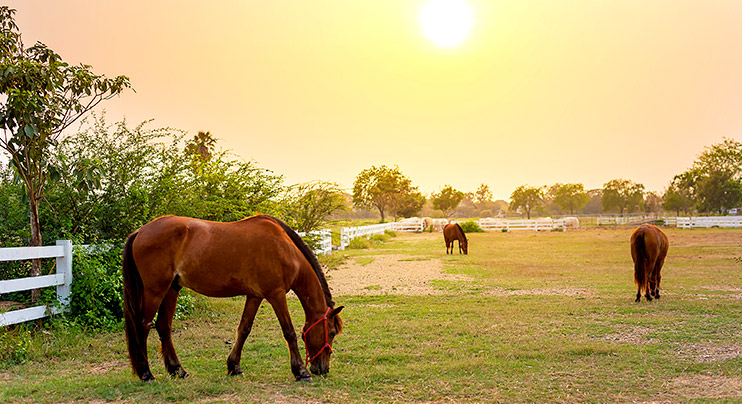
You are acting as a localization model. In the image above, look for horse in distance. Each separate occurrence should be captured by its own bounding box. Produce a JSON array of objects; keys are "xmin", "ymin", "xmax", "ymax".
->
[
  {"xmin": 443, "ymin": 223, "xmax": 468, "ymax": 254},
  {"xmin": 630, "ymin": 224, "xmax": 669, "ymax": 302}
]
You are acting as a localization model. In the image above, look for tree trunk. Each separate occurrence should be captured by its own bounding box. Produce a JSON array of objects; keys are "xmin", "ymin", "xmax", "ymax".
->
[
  {"xmin": 378, "ymin": 206, "xmax": 385, "ymax": 222},
  {"xmin": 29, "ymin": 195, "xmax": 42, "ymax": 302}
]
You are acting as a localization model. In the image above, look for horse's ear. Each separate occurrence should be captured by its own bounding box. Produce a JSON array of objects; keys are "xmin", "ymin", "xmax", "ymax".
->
[{"xmin": 331, "ymin": 306, "xmax": 344, "ymax": 317}]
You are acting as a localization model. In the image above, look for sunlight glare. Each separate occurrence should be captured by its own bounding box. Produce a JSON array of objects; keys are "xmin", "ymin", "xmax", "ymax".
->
[{"xmin": 418, "ymin": 0, "xmax": 475, "ymax": 49}]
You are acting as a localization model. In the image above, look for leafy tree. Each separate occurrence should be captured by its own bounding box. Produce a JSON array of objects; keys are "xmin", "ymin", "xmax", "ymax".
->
[
  {"xmin": 281, "ymin": 181, "xmax": 348, "ymax": 232},
  {"xmin": 474, "ymin": 184, "xmax": 493, "ymax": 206},
  {"xmin": 509, "ymin": 185, "xmax": 544, "ymax": 219},
  {"xmin": 695, "ymin": 171, "xmax": 742, "ymax": 214},
  {"xmin": 352, "ymin": 165, "xmax": 417, "ymax": 222},
  {"xmin": 0, "ymin": 7, "xmax": 130, "ymax": 298},
  {"xmin": 432, "ymin": 185, "xmax": 464, "ymax": 218},
  {"xmin": 662, "ymin": 176, "xmax": 694, "ymax": 216},
  {"xmin": 184, "ymin": 130, "xmax": 216, "ymax": 163},
  {"xmin": 643, "ymin": 192, "xmax": 663, "ymax": 214},
  {"xmin": 548, "ymin": 183, "xmax": 589, "ymax": 214},
  {"xmin": 392, "ymin": 190, "xmax": 426, "ymax": 219},
  {"xmin": 601, "ymin": 179, "xmax": 645, "ymax": 215}
]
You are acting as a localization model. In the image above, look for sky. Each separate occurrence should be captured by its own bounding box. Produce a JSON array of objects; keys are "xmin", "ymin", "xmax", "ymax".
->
[{"xmin": 5, "ymin": 0, "xmax": 742, "ymax": 200}]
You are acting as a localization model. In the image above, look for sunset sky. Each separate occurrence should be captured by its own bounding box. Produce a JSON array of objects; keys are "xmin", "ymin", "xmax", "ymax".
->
[{"xmin": 5, "ymin": 1, "xmax": 742, "ymax": 200}]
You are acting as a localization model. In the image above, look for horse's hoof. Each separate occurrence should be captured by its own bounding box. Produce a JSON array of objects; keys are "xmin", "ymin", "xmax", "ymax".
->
[
  {"xmin": 141, "ymin": 370, "xmax": 156, "ymax": 382},
  {"xmin": 296, "ymin": 375, "xmax": 313, "ymax": 383},
  {"xmin": 227, "ymin": 368, "xmax": 243, "ymax": 376},
  {"xmin": 646, "ymin": 296, "xmax": 653, "ymax": 301}
]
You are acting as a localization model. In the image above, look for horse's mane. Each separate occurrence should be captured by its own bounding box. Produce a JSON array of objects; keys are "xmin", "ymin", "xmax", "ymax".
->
[
  {"xmin": 455, "ymin": 223, "xmax": 468, "ymax": 241},
  {"xmin": 262, "ymin": 215, "xmax": 335, "ymax": 308}
]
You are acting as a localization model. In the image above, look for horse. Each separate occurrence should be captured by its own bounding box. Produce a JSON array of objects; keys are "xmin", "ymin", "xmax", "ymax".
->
[
  {"xmin": 122, "ymin": 214, "xmax": 344, "ymax": 382},
  {"xmin": 443, "ymin": 223, "xmax": 468, "ymax": 254},
  {"xmin": 563, "ymin": 216, "xmax": 580, "ymax": 229},
  {"xmin": 630, "ymin": 224, "xmax": 669, "ymax": 302}
]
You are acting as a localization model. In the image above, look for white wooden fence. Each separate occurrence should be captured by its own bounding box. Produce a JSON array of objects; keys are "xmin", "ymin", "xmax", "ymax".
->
[
  {"xmin": 676, "ymin": 216, "xmax": 742, "ymax": 229},
  {"xmin": 295, "ymin": 229, "xmax": 333, "ymax": 255},
  {"xmin": 0, "ymin": 240, "xmax": 73, "ymax": 327},
  {"xmin": 596, "ymin": 215, "xmax": 658, "ymax": 226},
  {"xmin": 339, "ymin": 223, "xmax": 395, "ymax": 250},
  {"xmin": 476, "ymin": 218, "xmax": 567, "ymax": 232}
]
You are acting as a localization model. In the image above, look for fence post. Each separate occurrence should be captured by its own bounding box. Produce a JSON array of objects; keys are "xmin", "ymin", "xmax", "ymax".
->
[{"xmin": 56, "ymin": 240, "xmax": 73, "ymax": 311}]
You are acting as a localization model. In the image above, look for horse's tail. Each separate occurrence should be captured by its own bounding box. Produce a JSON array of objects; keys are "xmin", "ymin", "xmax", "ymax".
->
[
  {"xmin": 122, "ymin": 231, "xmax": 146, "ymax": 375},
  {"xmin": 266, "ymin": 215, "xmax": 335, "ymax": 308},
  {"xmin": 632, "ymin": 231, "xmax": 648, "ymax": 293}
]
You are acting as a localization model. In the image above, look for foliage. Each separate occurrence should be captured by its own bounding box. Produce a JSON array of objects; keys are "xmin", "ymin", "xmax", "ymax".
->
[
  {"xmin": 347, "ymin": 237, "xmax": 373, "ymax": 249},
  {"xmin": 66, "ymin": 245, "xmax": 124, "ymax": 330},
  {"xmin": 392, "ymin": 189, "xmax": 426, "ymax": 219},
  {"xmin": 458, "ymin": 220, "xmax": 484, "ymax": 233},
  {"xmin": 547, "ymin": 183, "xmax": 589, "ymax": 214},
  {"xmin": 473, "ymin": 184, "xmax": 493, "ymax": 206},
  {"xmin": 43, "ymin": 116, "xmax": 283, "ymax": 240},
  {"xmin": 0, "ymin": 6, "xmax": 130, "ymax": 298},
  {"xmin": 0, "ymin": 327, "xmax": 31, "ymax": 365},
  {"xmin": 431, "ymin": 185, "xmax": 464, "ymax": 217},
  {"xmin": 352, "ymin": 165, "xmax": 420, "ymax": 222},
  {"xmin": 601, "ymin": 178, "xmax": 645, "ymax": 215},
  {"xmin": 509, "ymin": 185, "xmax": 544, "ymax": 219},
  {"xmin": 666, "ymin": 138, "xmax": 742, "ymax": 214},
  {"xmin": 184, "ymin": 130, "xmax": 216, "ymax": 163},
  {"xmin": 281, "ymin": 181, "xmax": 347, "ymax": 232}
]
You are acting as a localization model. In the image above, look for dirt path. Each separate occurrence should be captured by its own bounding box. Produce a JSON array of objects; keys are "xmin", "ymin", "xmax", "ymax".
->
[{"xmin": 326, "ymin": 254, "xmax": 471, "ymax": 296}]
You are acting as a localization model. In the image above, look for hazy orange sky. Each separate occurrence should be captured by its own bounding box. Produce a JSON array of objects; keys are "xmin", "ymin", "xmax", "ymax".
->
[{"xmin": 6, "ymin": 1, "xmax": 742, "ymax": 200}]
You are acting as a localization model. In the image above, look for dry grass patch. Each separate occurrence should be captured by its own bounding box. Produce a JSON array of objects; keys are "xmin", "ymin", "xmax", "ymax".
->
[
  {"xmin": 668, "ymin": 375, "xmax": 742, "ymax": 399},
  {"xmin": 602, "ymin": 325, "xmax": 659, "ymax": 345},
  {"xmin": 483, "ymin": 286, "xmax": 595, "ymax": 297},
  {"xmin": 674, "ymin": 342, "xmax": 742, "ymax": 363}
]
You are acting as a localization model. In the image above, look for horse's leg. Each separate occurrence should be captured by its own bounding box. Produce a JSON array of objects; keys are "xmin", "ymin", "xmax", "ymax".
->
[
  {"xmin": 155, "ymin": 287, "xmax": 188, "ymax": 378},
  {"xmin": 654, "ymin": 258, "xmax": 665, "ymax": 299},
  {"xmin": 644, "ymin": 258, "xmax": 655, "ymax": 301},
  {"xmin": 446, "ymin": 239, "xmax": 451, "ymax": 254},
  {"xmin": 135, "ymin": 288, "xmax": 169, "ymax": 381},
  {"xmin": 227, "ymin": 296, "xmax": 263, "ymax": 376},
  {"xmin": 266, "ymin": 293, "xmax": 312, "ymax": 382}
]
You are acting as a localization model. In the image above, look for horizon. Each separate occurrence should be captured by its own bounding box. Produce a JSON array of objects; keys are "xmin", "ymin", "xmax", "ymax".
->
[{"xmin": 3, "ymin": 1, "xmax": 741, "ymax": 200}]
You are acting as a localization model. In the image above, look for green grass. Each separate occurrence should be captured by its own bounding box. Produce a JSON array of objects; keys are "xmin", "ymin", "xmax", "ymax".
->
[{"xmin": 1, "ymin": 228, "xmax": 740, "ymax": 403}]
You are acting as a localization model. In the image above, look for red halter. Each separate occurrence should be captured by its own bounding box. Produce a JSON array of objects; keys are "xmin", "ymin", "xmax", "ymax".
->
[{"xmin": 302, "ymin": 307, "xmax": 333, "ymax": 366}]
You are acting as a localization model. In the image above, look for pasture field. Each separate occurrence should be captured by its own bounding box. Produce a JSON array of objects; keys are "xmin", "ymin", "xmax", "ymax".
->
[{"xmin": 1, "ymin": 227, "xmax": 741, "ymax": 403}]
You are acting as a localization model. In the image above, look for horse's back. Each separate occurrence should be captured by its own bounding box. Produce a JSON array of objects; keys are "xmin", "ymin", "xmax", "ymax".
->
[
  {"xmin": 132, "ymin": 215, "xmax": 306, "ymax": 297},
  {"xmin": 631, "ymin": 224, "xmax": 668, "ymax": 261}
]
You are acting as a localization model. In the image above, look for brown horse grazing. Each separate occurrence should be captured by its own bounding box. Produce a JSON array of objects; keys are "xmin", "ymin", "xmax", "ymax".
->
[
  {"xmin": 122, "ymin": 214, "xmax": 344, "ymax": 382},
  {"xmin": 443, "ymin": 223, "xmax": 468, "ymax": 254},
  {"xmin": 630, "ymin": 224, "xmax": 669, "ymax": 302}
]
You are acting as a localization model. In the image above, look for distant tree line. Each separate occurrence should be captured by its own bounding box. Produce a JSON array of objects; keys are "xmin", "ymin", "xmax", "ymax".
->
[{"xmin": 348, "ymin": 138, "xmax": 742, "ymax": 220}]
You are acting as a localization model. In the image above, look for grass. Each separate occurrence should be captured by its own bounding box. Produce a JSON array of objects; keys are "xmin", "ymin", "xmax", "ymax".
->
[{"xmin": 1, "ymin": 227, "xmax": 741, "ymax": 403}]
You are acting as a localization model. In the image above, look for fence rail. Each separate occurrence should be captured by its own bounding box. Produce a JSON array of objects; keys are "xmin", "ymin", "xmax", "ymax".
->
[
  {"xmin": 295, "ymin": 229, "xmax": 333, "ymax": 255},
  {"xmin": 477, "ymin": 218, "xmax": 567, "ymax": 232},
  {"xmin": 676, "ymin": 216, "xmax": 742, "ymax": 229},
  {"xmin": 0, "ymin": 240, "xmax": 73, "ymax": 327}
]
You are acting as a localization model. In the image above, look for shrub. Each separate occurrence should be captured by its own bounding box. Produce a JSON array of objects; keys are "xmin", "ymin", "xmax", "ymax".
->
[
  {"xmin": 67, "ymin": 244, "xmax": 124, "ymax": 330},
  {"xmin": 0, "ymin": 327, "xmax": 31, "ymax": 365},
  {"xmin": 348, "ymin": 237, "xmax": 373, "ymax": 249},
  {"xmin": 384, "ymin": 230, "xmax": 397, "ymax": 237},
  {"xmin": 369, "ymin": 234, "xmax": 389, "ymax": 243},
  {"xmin": 459, "ymin": 220, "xmax": 484, "ymax": 233}
]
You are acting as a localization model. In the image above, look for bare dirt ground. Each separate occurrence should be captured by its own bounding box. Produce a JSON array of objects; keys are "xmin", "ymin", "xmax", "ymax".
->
[{"xmin": 326, "ymin": 254, "xmax": 471, "ymax": 296}]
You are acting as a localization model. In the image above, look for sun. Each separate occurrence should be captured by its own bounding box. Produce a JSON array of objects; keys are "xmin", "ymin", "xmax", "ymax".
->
[{"xmin": 418, "ymin": 0, "xmax": 475, "ymax": 49}]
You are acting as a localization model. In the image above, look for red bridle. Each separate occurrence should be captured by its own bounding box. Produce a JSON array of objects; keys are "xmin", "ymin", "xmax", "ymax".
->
[{"xmin": 302, "ymin": 307, "xmax": 333, "ymax": 366}]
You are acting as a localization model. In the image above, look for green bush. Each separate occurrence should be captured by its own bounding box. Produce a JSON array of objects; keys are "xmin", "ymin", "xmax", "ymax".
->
[
  {"xmin": 459, "ymin": 220, "xmax": 484, "ymax": 233},
  {"xmin": 68, "ymin": 244, "xmax": 124, "ymax": 330},
  {"xmin": 384, "ymin": 230, "xmax": 397, "ymax": 237},
  {"xmin": 369, "ymin": 233, "xmax": 389, "ymax": 243},
  {"xmin": 0, "ymin": 327, "xmax": 31, "ymax": 365},
  {"xmin": 348, "ymin": 237, "xmax": 373, "ymax": 249},
  {"xmin": 67, "ymin": 243, "xmax": 197, "ymax": 329}
]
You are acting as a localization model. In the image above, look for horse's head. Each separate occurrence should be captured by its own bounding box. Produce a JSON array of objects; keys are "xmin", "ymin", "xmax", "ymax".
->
[
  {"xmin": 302, "ymin": 306, "xmax": 344, "ymax": 376},
  {"xmin": 461, "ymin": 236, "xmax": 469, "ymax": 254}
]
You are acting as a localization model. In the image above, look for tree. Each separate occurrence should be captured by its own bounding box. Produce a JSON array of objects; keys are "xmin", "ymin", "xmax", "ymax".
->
[
  {"xmin": 281, "ymin": 181, "xmax": 348, "ymax": 232},
  {"xmin": 392, "ymin": 190, "xmax": 426, "ymax": 219},
  {"xmin": 509, "ymin": 185, "xmax": 543, "ymax": 219},
  {"xmin": 662, "ymin": 176, "xmax": 694, "ymax": 216},
  {"xmin": 695, "ymin": 171, "xmax": 742, "ymax": 214},
  {"xmin": 432, "ymin": 185, "xmax": 464, "ymax": 218},
  {"xmin": 548, "ymin": 183, "xmax": 590, "ymax": 214},
  {"xmin": 473, "ymin": 184, "xmax": 493, "ymax": 206},
  {"xmin": 352, "ymin": 165, "xmax": 417, "ymax": 222},
  {"xmin": 0, "ymin": 7, "xmax": 130, "ymax": 298},
  {"xmin": 185, "ymin": 130, "xmax": 217, "ymax": 163},
  {"xmin": 601, "ymin": 179, "xmax": 645, "ymax": 215}
]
